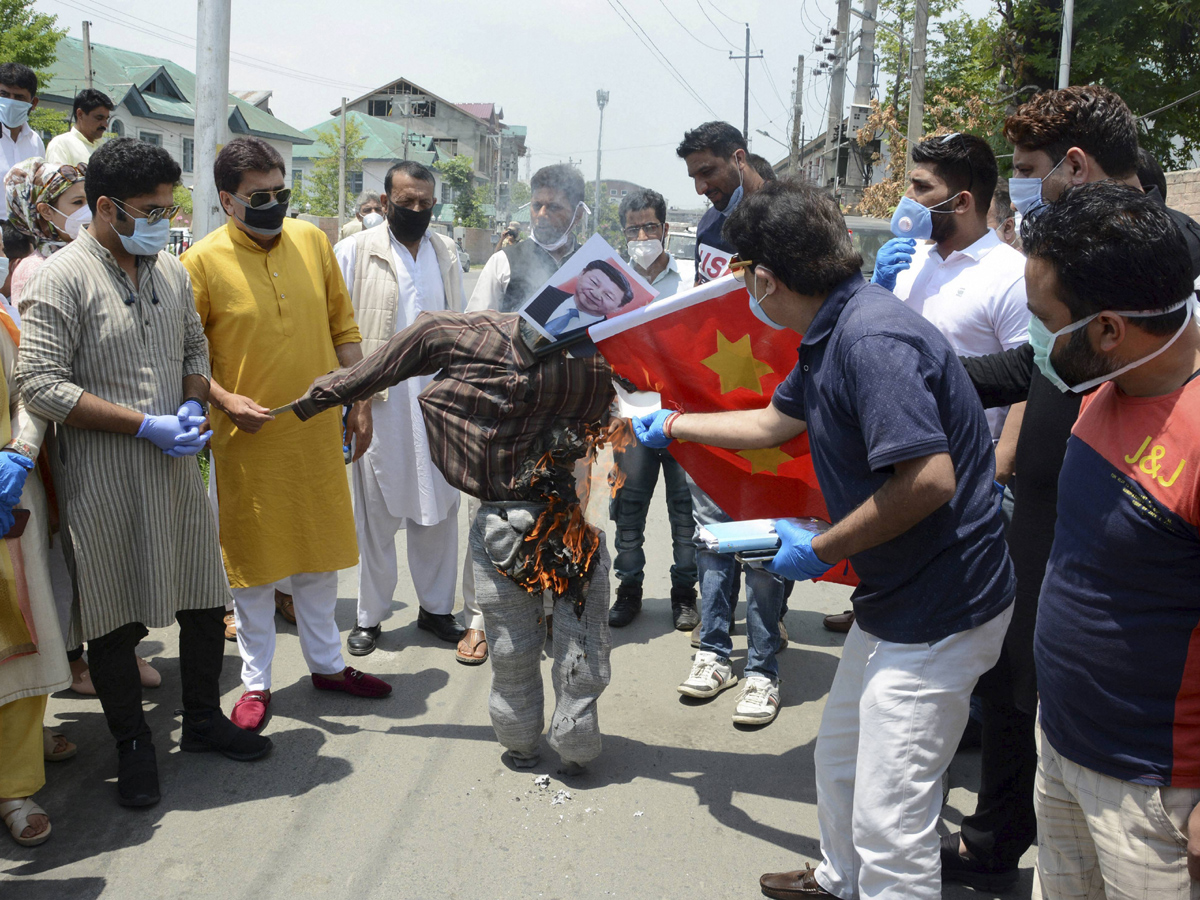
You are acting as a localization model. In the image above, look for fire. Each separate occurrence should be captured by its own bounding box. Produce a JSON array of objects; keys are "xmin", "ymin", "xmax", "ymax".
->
[{"xmin": 603, "ymin": 418, "xmax": 634, "ymax": 498}]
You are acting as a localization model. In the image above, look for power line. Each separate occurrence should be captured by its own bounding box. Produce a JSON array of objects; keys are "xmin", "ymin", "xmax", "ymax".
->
[
  {"xmin": 695, "ymin": 0, "xmax": 738, "ymax": 49},
  {"xmin": 1137, "ymin": 86, "xmax": 1200, "ymax": 121},
  {"xmin": 607, "ymin": 0, "xmax": 719, "ymax": 117},
  {"xmin": 658, "ymin": 0, "xmax": 726, "ymax": 52},
  {"xmin": 758, "ymin": 56, "xmax": 791, "ymax": 118},
  {"xmin": 704, "ymin": 0, "xmax": 743, "ymax": 26}
]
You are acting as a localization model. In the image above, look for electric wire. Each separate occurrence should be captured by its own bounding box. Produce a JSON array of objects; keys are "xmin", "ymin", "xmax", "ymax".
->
[
  {"xmin": 695, "ymin": 0, "xmax": 739, "ymax": 49},
  {"xmin": 607, "ymin": 0, "xmax": 720, "ymax": 117},
  {"xmin": 703, "ymin": 0, "xmax": 744, "ymax": 26},
  {"xmin": 658, "ymin": 0, "xmax": 727, "ymax": 52}
]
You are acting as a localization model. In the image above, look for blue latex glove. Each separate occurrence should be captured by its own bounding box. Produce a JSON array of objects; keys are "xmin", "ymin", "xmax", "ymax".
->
[
  {"xmin": 764, "ymin": 518, "xmax": 834, "ymax": 582},
  {"xmin": 0, "ymin": 504, "xmax": 13, "ymax": 538},
  {"xmin": 0, "ymin": 452, "xmax": 34, "ymax": 508},
  {"xmin": 632, "ymin": 410, "xmax": 675, "ymax": 449},
  {"xmin": 871, "ymin": 238, "xmax": 917, "ymax": 291}
]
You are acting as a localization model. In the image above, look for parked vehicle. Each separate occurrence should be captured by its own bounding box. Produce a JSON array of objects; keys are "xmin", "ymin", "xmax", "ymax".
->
[
  {"xmin": 665, "ymin": 224, "xmax": 697, "ymax": 285},
  {"xmin": 844, "ymin": 216, "xmax": 893, "ymax": 279}
]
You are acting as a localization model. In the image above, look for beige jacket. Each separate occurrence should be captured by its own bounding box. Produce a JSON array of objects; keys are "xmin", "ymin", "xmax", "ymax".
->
[{"xmin": 346, "ymin": 224, "xmax": 463, "ymax": 401}]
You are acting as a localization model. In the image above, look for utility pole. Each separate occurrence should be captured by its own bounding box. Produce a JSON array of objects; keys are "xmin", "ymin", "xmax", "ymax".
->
[
  {"xmin": 337, "ymin": 97, "xmax": 347, "ymax": 233},
  {"xmin": 904, "ymin": 0, "xmax": 929, "ymax": 176},
  {"xmin": 729, "ymin": 25, "xmax": 764, "ymax": 140},
  {"xmin": 593, "ymin": 90, "xmax": 609, "ymax": 237},
  {"xmin": 193, "ymin": 0, "xmax": 230, "ymax": 240},
  {"xmin": 1058, "ymin": 0, "xmax": 1075, "ymax": 88},
  {"xmin": 845, "ymin": 0, "xmax": 878, "ymax": 194},
  {"xmin": 82, "ymin": 21, "xmax": 93, "ymax": 91},
  {"xmin": 824, "ymin": 0, "xmax": 851, "ymax": 192},
  {"xmin": 790, "ymin": 55, "xmax": 804, "ymax": 177}
]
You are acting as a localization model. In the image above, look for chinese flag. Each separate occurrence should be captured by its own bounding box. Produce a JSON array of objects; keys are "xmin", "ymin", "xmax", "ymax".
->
[{"xmin": 589, "ymin": 275, "xmax": 857, "ymax": 587}]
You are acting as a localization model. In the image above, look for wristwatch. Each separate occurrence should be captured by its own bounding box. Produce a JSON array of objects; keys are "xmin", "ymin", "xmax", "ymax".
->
[{"xmin": 3, "ymin": 439, "xmax": 37, "ymax": 461}]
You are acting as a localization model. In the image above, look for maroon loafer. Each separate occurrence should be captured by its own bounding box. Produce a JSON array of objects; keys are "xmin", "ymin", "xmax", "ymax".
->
[
  {"xmin": 311, "ymin": 667, "xmax": 392, "ymax": 698},
  {"xmin": 230, "ymin": 690, "xmax": 270, "ymax": 731}
]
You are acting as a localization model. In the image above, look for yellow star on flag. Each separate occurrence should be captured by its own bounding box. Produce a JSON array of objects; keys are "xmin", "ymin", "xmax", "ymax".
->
[
  {"xmin": 737, "ymin": 447, "xmax": 793, "ymax": 475},
  {"xmin": 701, "ymin": 331, "xmax": 774, "ymax": 395}
]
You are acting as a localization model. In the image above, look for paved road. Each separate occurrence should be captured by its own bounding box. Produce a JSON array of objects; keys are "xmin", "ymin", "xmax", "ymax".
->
[{"xmin": 0, "ymin": 275, "xmax": 1036, "ymax": 898}]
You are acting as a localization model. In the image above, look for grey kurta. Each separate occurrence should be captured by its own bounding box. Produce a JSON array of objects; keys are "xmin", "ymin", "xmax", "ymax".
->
[{"xmin": 15, "ymin": 227, "xmax": 231, "ymax": 644}]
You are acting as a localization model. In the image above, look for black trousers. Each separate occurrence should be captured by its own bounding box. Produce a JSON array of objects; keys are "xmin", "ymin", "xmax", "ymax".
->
[
  {"xmin": 960, "ymin": 641, "xmax": 1039, "ymax": 870},
  {"xmin": 86, "ymin": 606, "xmax": 226, "ymax": 747}
]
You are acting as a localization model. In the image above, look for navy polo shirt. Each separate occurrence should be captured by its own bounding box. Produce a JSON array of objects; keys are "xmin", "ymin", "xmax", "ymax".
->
[{"xmin": 772, "ymin": 273, "xmax": 1014, "ymax": 643}]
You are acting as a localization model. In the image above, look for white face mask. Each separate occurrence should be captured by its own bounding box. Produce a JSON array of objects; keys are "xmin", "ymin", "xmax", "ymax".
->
[
  {"xmin": 361, "ymin": 212, "xmax": 384, "ymax": 229},
  {"xmin": 53, "ymin": 205, "xmax": 92, "ymax": 240},
  {"xmin": 532, "ymin": 201, "xmax": 587, "ymax": 253},
  {"xmin": 0, "ymin": 257, "xmax": 9, "ymax": 290},
  {"xmin": 628, "ymin": 238, "xmax": 663, "ymax": 269}
]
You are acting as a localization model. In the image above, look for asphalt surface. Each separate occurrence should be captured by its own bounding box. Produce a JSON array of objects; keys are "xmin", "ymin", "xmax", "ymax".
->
[{"xmin": 1, "ymin": 267, "xmax": 1036, "ymax": 898}]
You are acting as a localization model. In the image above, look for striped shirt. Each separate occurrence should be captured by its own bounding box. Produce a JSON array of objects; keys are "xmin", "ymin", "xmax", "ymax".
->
[
  {"xmin": 294, "ymin": 310, "xmax": 615, "ymax": 501},
  {"xmin": 15, "ymin": 227, "xmax": 230, "ymax": 643}
]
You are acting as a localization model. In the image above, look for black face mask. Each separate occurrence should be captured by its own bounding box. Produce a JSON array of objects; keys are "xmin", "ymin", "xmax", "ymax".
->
[
  {"xmin": 230, "ymin": 193, "xmax": 289, "ymax": 237},
  {"xmin": 388, "ymin": 204, "xmax": 433, "ymax": 243}
]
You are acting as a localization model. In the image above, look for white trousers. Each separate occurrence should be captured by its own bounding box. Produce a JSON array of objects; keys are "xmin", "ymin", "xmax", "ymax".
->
[
  {"xmin": 1033, "ymin": 723, "xmax": 1200, "ymax": 900},
  {"xmin": 232, "ymin": 570, "xmax": 344, "ymax": 691},
  {"xmin": 814, "ymin": 605, "xmax": 1013, "ymax": 900},
  {"xmin": 354, "ymin": 462, "xmax": 460, "ymax": 627},
  {"xmin": 460, "ymin": 496, "xmax": 485, "ymax": 631}
]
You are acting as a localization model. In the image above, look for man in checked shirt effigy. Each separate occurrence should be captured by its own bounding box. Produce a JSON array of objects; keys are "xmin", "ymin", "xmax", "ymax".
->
[{"xmin": 289, "ymin": 310, "xmax": 614, "ymax": 774}]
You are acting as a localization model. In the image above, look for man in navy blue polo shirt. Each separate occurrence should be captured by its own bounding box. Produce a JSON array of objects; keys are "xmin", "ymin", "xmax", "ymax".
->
[{"xmin": 633, "ymin": 180, "xmax": 1014, "ymax": 900}]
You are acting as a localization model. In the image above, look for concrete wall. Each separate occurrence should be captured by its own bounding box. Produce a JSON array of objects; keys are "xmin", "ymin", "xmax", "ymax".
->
[
  {"xmin": 460, "ymin": 226, "xmax": 495, "ymax": 263},
  {"xmin": 1165, "ymin": 168, "xmax": 1200, "ymax": 218}
]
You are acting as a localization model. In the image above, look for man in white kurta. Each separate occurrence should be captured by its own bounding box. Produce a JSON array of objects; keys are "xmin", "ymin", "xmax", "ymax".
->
[{"xmin": 334, "ymin": 160, "xmax": 466, "ymax": 658}]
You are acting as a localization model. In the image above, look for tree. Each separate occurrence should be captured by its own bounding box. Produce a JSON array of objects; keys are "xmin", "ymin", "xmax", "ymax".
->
[
  {"xmin": 590, "ymin": 182, "xmax": 624, "ymax": 251},
  {"xmin": 509, "ymin": 180, "xmax": 531, "ymax": 210},
  {"xmin": 0, "ymin": 0, "xmax": 68, "ymax": 139},
  {"xmin": 292, "ymin": 119, "xmax": 365, "ymax": 217},
  {"xmin": 434, "ymin": 155, "xmax": 488, "ymax": 228}
]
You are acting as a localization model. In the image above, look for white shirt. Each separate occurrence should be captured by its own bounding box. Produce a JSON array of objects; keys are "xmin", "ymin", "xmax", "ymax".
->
[
  {"xmin": 0, "ymin": 125, "xmax": 45, "ymax": 221},
  {"xmin": 892, "ymin": 229, "xmax": 1029, "ymax": 439},
  {"xmin": 44, "ymin": 127, "xmax": 103, "ymax": 167},
  {"xmin": 541, "ymin": 297, "xmax": 602, "ymax": 336},
  {"xmin": 335, "ymin": 230, "xmax": 460, "ymax": 526}
]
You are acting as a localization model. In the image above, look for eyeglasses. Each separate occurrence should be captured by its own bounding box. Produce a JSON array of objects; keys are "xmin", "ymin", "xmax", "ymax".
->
[
  {"xmin": 111, "ymin": 197, "xmax": 181, "ymax": 225},
  {"xmin": 623, "ymin": 223, "xmax": 664, "ymax": 240},
  {"xmin": 728, "ymin": 255, "xmax": 755, "ymax": 280},
  {"xmin": 236, "ymin": 188, "xmax": 292, "ymax": 208}
]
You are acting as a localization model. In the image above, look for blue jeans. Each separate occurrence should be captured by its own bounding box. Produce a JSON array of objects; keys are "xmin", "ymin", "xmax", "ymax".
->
[
  {"xmin": 609, "ymin": 441, "xmax": 697, "ymax": 591},
  {"xmin": 698, "ymin": 548, "xmax": 784, "ymax": 679}
]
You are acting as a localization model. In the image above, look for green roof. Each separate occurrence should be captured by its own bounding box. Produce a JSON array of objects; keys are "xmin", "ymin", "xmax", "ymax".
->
[
  {"xmin": 292, "ymin": 112, "xmax": 438, "ymax": 164},
  {"xmin": 42, "ymin": 36, "xmax": 311, "ymax": 145}
]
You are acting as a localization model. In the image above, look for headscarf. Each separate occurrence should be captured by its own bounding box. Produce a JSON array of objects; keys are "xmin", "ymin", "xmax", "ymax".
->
[{"xmin": 4, "ymin": 157, "xmax": 87, "ymax": 251}]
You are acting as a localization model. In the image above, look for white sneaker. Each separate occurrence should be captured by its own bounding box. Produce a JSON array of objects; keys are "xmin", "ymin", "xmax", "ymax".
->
[
  {"xmin": 732, "ymin": 675, "xmax": 780, "ymax": 725},
  {"xmin": 678, "ymin": 650, "xmax": 738, "ymax": 698}
]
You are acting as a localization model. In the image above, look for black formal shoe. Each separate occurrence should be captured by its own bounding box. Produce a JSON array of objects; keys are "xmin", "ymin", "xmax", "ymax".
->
[
  {"xmin": 940, "ymin": 833, "xmax": 1019, "ymax": 892},
  {"xmin": 179, "ymin": 709, "xmax": 273, "ymax": 761},
  {"xmin": 417, "ymin": 609, "xmax": 467, "ymax": 643},
  {"xmin": 117, "ymin": 738, "xmax": 160, "ymax": 808},
  {"xmin": 670, "ymin": 586, "xmax": 700, "ymax": 631},
  {"xmin": 347, "ymin": 624, "xmax": 382, "ymax": 656},
  {"xmin": 608, "ymin": 581, "xmax": 642, "ymax": 628}
]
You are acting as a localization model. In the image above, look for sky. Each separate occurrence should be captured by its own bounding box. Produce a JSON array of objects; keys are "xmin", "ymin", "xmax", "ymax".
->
[{"xmin": 33, "ymin": 0, "xmax": 998, "ymax": 210}]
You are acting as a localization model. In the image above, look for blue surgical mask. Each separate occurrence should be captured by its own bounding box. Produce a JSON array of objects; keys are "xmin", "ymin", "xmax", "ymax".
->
[
  {"xmin": 0, "ymin": 97, "xmax": 32, "ymax": 129},
  {"xmin": 720, "ymin": 155, "xmax": 746, "ymax": 216},
  {"xmin": 889, "ymin": 194, "xmax": 958, "ymax": 241},
  {"xmin": 1008, "ymin": 156, "xmax": 1066, "ymax": 219},
  {"xmin": 109, "ymin": 209, "xmax": 171, "ymax": 256},
  {"xmin": 1030, "ymin": 296, "xmax": 1195, "ymax": 393},
  {"xmin": 747, "ymin": 269, "xmax": 785, "ymax": 330}
]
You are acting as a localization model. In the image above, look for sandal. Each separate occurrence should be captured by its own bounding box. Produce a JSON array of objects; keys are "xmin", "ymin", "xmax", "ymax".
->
[
  {"xmin": 455, "ymin": 629, "xmax": 489, "ymax": 665},
  {"xmin": 42, "ymin": 727, "xmax": 76, "ymax": 762},
  {"xmin": 1, "ymin": 797, "xmax": 51, "ymax": 846},
  {"xmin": 274, "ymin": 590, "xmax": 296, "ymax": 625}
]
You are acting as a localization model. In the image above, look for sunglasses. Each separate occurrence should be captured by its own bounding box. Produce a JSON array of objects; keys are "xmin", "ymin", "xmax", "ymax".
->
[
  {"xmin": 728, "ymin": 255, "xmax": 755, "ymax": 280},
  {"xmin": 111, "ymin": 197, "xmax": 181, "ymax": 225},
  {"xmin": 236, "ymin": 188, "xmax": 292, "ymax": 208}
]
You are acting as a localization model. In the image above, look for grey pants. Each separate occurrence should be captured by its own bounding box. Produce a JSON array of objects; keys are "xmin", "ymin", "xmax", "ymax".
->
[{"xmin": 471, "ymin": 501, "xmax": 612, "ymax": 765}]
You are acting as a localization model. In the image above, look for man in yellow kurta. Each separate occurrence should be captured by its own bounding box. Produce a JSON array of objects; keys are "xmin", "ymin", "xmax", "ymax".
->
[{"xmin": 182, "ymin": 137, "xmax": 392, "ymax": 732}]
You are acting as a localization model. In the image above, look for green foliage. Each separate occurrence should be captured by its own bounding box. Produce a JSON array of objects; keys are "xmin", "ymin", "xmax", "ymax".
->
[
  {"xmin": 292, "ymin": 119, "xmax": 365, "ymax": 217},
  {"xmin": 29, "ymin": 106, "xmax": 66, "ymax": 138},
  {"xmin": 509, "ymin": 180, "xmax": 531, "ymax": 209},
  {"xmin": 591, "ymin": 182, "xmax": 624, "ymax": 251},
  {"xmin": 0, "ymin": 0, "xmax": 65, "ymax": 91},
  {"xmin": 434, "ymin": 156, "xmax": 489, "ymax": 227},
  {"xmin": 172, "ymin": 183, "xmax": 193, "ymax": 217}
]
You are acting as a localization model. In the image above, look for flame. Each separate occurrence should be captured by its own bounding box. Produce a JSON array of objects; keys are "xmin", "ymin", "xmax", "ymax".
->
[{"xmin": 604, "ymin": 418, "xmax": 634, "ymax": 498}]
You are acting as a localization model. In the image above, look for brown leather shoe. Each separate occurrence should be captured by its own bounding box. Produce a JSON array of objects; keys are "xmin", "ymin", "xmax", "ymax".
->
[
  {"xmin": 274, "ymin": 590, "xmax": 296, "ymax": 625},
  {"xmin": 223, "ymin": 612, "xmax": 237, "ymax": 641},
  {"xmin": 455, "ymin": 628, "xmax": 488, "ymax": 665},
  {"xmin": 822, "ymin": 610, "xmax": 855, "ymax": 633},
  {"xmin": 760, "ymin": 864, "xmax": 832, "ymax": 898}
]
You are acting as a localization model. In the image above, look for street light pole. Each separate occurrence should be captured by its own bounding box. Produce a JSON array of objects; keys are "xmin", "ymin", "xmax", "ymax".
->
[
  {"xmin": 193, "ymin": 0, "xmax": 230, "ymax": 240},
  {"xmin": 904, "ymin": 0, "xmax": 929, "ymax": 177},
  {"xmin": 594, "ymin": 89, "xmax": 608, "ymax": 238},
  {"xmin": 1058, "ymin": 0, "xmax": 1075, "ymax": 88}
]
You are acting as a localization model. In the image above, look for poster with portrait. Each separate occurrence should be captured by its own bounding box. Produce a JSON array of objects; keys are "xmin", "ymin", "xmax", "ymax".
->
[{"xmin": 519, "ymin": 233, "xmax": 658, "ymax": 342}]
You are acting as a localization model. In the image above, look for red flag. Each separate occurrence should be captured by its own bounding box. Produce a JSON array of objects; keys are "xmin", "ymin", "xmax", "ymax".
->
[{"xmin": 590, "ymin": 275, "xmax": 857, "ymax": 587}]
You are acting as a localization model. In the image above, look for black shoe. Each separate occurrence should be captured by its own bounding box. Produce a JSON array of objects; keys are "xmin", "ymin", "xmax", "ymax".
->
[
  {"xmin": 417, "ymin": 609, "xmax": 467, "ymax": 643},
  {"xmin": 940, "ymin": 833, "xmax": 1019, "ymax": 892},
  {"xmin": 670, "ymin": 586, "xmax": 700, "ymax": 632},
  {"xmin": 608, "ymin": 582, "xmax": 642, "ymax": 628},
  {"xmin": 179, "ymin": 709, "xmax": 273, "ymax": 762},
  {"xmin": 347, "ymin": 624, "xmax": 381, "ymax": 656},
  {"xmin": 117, "ymin": 738, "xmax": 160, "ymax": 808}
]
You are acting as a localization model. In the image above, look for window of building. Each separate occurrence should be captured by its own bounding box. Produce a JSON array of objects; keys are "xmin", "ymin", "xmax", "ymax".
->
[
  {"xmin": 139, "ymin": 131, "xmax": 162, "ymax": 147},
  {"xmin": 368, "ymin": 98, "xmax": 392, "ymax": 117},
  {"xmin": 410, "ymin": 99, "xmax": 436, "ymax": 118},
  {"xmin": 182, "ymin": 137, "xmax": 194, "ymax": 173},
  {"xmin": 441, "ymin": 183, "xmax": 454, "ymax": 203},
  {"xmin": 610, "ymin": 188, "xmax": 617, "ymax": 196},
  {"xmin": 349, "ymin": 171, "xmax": 363, "ymax": 194},
  {"xmin": 110, "ymin": 119, "xmax": 125, "ymax": 138},
  {"xmin": 621, "ymin": 190, "xmax": 628, "ymax": 196},
  {"xmin": 292, "ymin": 169, "xmax": 303, "ymax": 190},
  {"xmin": 434, "ymin": 138, "xmax": 458, "ymax": 156}
]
